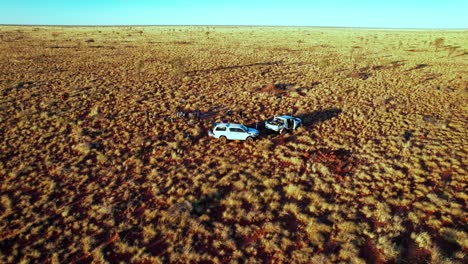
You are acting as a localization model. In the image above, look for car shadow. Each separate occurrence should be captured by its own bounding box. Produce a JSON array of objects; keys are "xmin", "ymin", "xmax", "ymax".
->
[
  {"xmin": 299, "ymin": 107, "xmax": 342, "ymax": 127},
  {"xmin": 186, "ymin": 60, "xmax": 284, "ymax": 74}
]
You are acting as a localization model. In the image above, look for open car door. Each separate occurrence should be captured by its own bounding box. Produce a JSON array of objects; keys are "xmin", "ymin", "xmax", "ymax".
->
[
  {"xmin": 287, "ymin": 118, "xmax": 293, "ymax": 129},
  {"xmin": 293, "ymin": 119, "xmax": 300, "ymax": 129}
]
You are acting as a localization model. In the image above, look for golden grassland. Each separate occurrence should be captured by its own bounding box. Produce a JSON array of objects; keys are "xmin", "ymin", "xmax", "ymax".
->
[{"xmin": 0, "ymin": 25, "xmax": 467, "ymax": 263}]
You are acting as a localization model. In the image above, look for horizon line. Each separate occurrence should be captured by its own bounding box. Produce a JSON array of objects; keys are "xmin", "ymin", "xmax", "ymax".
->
[{"xmin": 0, "ymin": 23, "xmax": 467, "ymax": 31}]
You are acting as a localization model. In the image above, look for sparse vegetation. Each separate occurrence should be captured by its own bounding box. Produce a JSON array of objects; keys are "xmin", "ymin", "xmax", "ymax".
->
[{"xmin": 0, "ymin": 25, "xmax": 466, "ymax": 263}]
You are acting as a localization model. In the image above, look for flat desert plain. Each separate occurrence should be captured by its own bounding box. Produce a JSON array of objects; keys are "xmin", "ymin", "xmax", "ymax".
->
[{"xmin": 0, "ymin": 26, "xmax": 467, "ymax": 263}]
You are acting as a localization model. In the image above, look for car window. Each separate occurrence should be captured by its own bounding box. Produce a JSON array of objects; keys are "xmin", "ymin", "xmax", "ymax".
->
[
  {"xmin": 229, "ymin": 128, "xmax": 245, "ymax": 133},
  {"xmin": 215, "ymin": 126, "xmax": 226, "ymax": 131}
]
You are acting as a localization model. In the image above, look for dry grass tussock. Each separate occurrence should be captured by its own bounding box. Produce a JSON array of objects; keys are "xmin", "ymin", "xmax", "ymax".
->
[{"xmin": 0, "ymin": 26, "xmax": 467, "ymax": 263}]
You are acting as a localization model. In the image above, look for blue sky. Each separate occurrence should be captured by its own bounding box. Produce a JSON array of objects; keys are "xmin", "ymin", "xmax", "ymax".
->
[{"xmin": 1, "ymin": 0, "xmax": 467, "ymax": 28}]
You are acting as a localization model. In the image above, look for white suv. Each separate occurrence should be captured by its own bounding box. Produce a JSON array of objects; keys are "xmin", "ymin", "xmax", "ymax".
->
[
  {"xmin": 208, "ymin": 123, "xmax": 259, "ymax": 142},
  {"xmin": 265, "ymin": 115, "xmax": 302, "ymax": 134}
]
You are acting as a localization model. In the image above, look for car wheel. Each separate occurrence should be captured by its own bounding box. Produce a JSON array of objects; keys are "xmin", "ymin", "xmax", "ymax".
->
[
  {"xmin": 279, "ymin": 129, "xmax": 284, "ymax": 134},
  {"xmin": 219, "ymin": 136, "xmax": 227, "ymax": 143},
  {"xmin": 246, "ymin": 136, "xmax": 254, "ymax": 142}
]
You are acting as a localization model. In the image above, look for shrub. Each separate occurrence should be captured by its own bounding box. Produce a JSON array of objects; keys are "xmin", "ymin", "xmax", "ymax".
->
[{"xmin": 433, "ymin": 38, "xmax": 444, "ymax": 51}]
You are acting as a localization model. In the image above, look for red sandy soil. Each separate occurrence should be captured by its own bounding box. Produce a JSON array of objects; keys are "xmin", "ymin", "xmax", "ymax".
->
[{"xmin": 0, "ymin": 26, "xmax": 467, "ymax": 263}]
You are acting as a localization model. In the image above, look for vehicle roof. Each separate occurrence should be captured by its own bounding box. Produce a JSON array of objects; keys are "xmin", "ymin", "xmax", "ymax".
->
[
  {"xmin": 276, "ymin": 115, "xmax": 295, "ymax": 119},
  {"xmin": 214, "ymin": 123, "xmax": 246, "ymax": 128}
]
